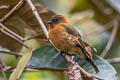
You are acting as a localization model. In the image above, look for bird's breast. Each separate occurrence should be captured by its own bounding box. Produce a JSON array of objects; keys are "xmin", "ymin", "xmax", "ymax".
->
[
  {"xmin": 49, "ymin": 25, "xmax": 75, "ymax": 51},
  {"xmin": 49, "ymin": 25, "xmax": 84, "ymax": 58}
]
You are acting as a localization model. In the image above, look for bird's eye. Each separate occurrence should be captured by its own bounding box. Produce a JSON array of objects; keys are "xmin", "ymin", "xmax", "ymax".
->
[{"xmin": 55, "ymin": 18, "xmax": 59, "ymax": 22}]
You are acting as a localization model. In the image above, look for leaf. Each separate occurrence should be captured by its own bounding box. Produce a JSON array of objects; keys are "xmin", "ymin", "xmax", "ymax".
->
[
  {"xmin": 9, "ymin": 49, "xmax": 33, "ymax": 80},
  {"xmin": 0, "ymin": 1, "xmax": 25, "ymax": 52},
  {"xmin": 0, "ymin": 0, "xmax": 19, "ymax": 19},
  {"xmin": 0, "ymin": 17, "xmax": 25, "ymax": 52},
  {"xmin": 28, "ymin": 45, "xmax": 117, "ymax": 80},
  {"xmin": 0, "ymin": 1, "xmax": 55, "ymax": 46}
]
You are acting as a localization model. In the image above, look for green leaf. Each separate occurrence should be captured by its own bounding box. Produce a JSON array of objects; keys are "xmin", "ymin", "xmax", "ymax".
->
[
  {"xmin": 9, "ymin": 49, "xmax": 33, "ymax": 80},
  {"xmin": 0, "ymin": 17, "xmax": 25, "ymax": 52},
  {"xmin": 28, "ymin": 45, "xmax": 117, "ymax": 80}
]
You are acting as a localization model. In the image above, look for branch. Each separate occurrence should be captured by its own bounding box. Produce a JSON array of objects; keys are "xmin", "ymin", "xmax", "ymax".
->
[
  {"xmin": 6, "ymin": 66, "xmax": 66, "ymax": 72},
  {"xmin": 6, "ymin": 55, "xmax": 97, "ymax": 80},
  {"xmin": 0, "ymin": 5, "xmax": 9, "ymax": 9},
  {"xmin": 0, "ymin": 23, "xmax": 30, "ymax": 49},
  {"xmin": 107, "ymin": 57, "xmax": 120, "ymax": 63},
  {"xmin": 62, "ymin": 54, "xmax": 98, "ymax": 80},
  {"xmin": 0, "ymin": 50, "xmax": 22, "ymax": 57},
  {"xmin": 26, "ymin": 0, "xmax": 49, "ymax": 39},
  {"xmin": 0, "ymin": 22, "xmax": 25, "ymax": 41},
  {"xmin": 0, "ymin": 0, "xmax": 25, "ymax": 23},
  {"xmin": 24, "ymin": 32, "xmax": 47, "ymax": 41},
  {"xmin": 64, "ymin": 64, "xmax": 82, "ymax": 80},
  {"xmin": 0, "ymin": 0, "xmax": 28, "ymax": 49},
  {"xmin": 101, "ymin": 20, "xmax": 118, "ymax": 57},
  {"xmin": 0, "ymin": 58, "xmax": 7, "ymax": 80}
]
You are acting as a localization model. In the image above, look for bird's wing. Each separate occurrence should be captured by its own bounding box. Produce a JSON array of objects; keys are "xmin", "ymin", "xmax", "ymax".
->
[
  {"xmin": 61, "ymin": 24, "xmax": 82, "ymax": 37},
  {"xmin": 62, "ymin": 24, "xmax": 92, "ymax": 57},
  {"xmin": 77, "ymin": 38, "xmax": 93, "ymax": 58}
]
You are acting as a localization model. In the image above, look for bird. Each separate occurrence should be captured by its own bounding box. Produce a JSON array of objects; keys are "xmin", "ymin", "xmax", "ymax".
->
[{"xmin": 47, "ymin": 15, "xmax": 99, "ymax": 73}]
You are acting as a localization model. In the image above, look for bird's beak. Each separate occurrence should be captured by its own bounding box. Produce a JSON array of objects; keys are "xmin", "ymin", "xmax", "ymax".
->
[{"xmin": 47, "ymin": 21, "xmax": 52, "ymax": 24}]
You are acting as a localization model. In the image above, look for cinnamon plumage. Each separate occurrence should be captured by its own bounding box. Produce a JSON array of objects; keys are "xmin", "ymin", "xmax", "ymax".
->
[{"xmin": 47, "ymin": 15, "xmax": 99, "ymax": 73}]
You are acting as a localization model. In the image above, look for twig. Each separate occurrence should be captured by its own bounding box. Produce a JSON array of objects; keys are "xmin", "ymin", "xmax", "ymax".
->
[
  {"xmin": 107, "ymin": 57, "xmax": 120, "ymax": 63},
  {"xmin": 0, "ymin": 23, "xmax": 25, "ymax": 42},
  {"xmin": 0, "ymin": 58, "xmax": 7, "ymax": 80},
  {"xmin": 62, "ymin": 53, "xmax": 98, "ymax": 80},
  {"xmin": 0, "ymin": 5, "xmax": 9, "ymax": 9},
  {"xmin": 0, "ymin": 0, "xmax": 26, "ymax": 44},
  {"xmin": 24, "ymin": 33, "xmax": 48, "ymax": 42},
  {"xmin": 78, "ymin": 65, "xmax": 97, "ymax": 80},
  {"xmin": 7, "ymin": 66, "xmax": 66, "ymax": 72},
  {"xmin": 101, "ymin": 20, "xmax": 118, "ymax": 57},
  {"xmin": 0, "ymin": 23, "xmax": 30, "ymax": 49},
  {"xmin": 0, "ymin": 28, "xmax": 29, "ymax": 49},
  {"xmin": 25, "ymin": 36, "xmax": 48, "ymax": 41},
  {"xmin": 64, "ymin": 63, "xmax": 82, "ymax": 80},
  {"xmin": 6, "ymin": 54, "xmax": 97, "ymax": 80},
  {"xmin": 26, "ymin": 0, "xmax": 49, "ymax": 39},
  {"xmin": 0, "ymin": 50, "xmax": 22, "ymax": 57},
  {"xmin": 24, "ymin": 33, "xmax": 46, "ymax": 40},
  {"xmin": 0, "ymin": 0, "xmax": 25, "ymax": 23}
]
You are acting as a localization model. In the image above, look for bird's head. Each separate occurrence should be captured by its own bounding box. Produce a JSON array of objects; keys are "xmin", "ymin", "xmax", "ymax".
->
[{"xmin": 47, "ymin": 15, "xmax": 69, "ymax": 26}]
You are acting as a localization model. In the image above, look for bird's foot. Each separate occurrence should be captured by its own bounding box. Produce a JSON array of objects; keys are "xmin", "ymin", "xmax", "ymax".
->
[
  {"xmin": 71, "ymin": 56, "xmax": 75, "ymax": 61},
  {"xmin": 60, "ymin": 51, "xmax": 76, "ymax": 63}
]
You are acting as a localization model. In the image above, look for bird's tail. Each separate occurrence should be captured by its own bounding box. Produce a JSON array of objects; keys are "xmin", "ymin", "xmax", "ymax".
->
[
  {"xmin": 77, "ymin": 38, "xmax": 99, "ymax": 73},
  {"xmin": 86, "ymin": 57, "xmax": 99, "ymax": 73},
  {"xmin": 77, "ymin": 46, "xmax": 99, "ymax": 73}
]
